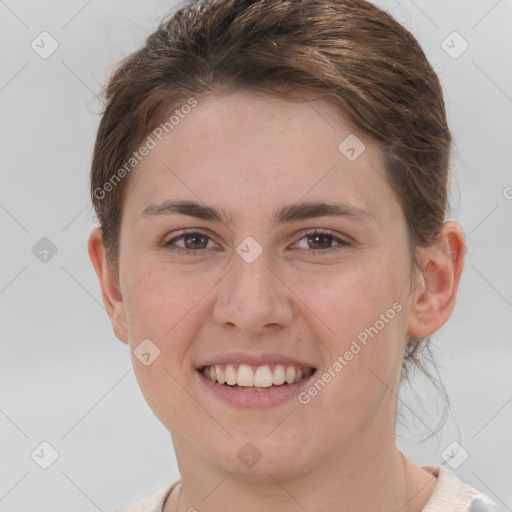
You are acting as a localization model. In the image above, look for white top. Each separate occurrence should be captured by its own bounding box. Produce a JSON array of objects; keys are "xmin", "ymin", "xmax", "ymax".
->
[{"xmin": 114, "ymin": 465, "xmax": 500, "ymax": 512}]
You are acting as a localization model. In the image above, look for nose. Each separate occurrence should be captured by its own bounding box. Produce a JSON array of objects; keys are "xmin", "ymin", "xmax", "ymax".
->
[{"xmin": 212, "ymin": 248, "xmax": 294, "ymax": 335}]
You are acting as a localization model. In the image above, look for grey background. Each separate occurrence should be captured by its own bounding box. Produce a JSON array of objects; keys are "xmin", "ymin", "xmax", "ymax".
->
[{"xmin": 0, "ymin": 0, "xmax": 511, "ymax": 511}]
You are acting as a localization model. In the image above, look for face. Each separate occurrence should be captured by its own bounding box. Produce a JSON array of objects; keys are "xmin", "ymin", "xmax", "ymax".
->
[{"xmin": 110, "ymin": 90, "xmax": 419, "ymax": 477}]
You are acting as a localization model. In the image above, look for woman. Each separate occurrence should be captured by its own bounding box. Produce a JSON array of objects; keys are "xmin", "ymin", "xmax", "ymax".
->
[{"xmin": 87, "ymin": 0, "xmax": 499, "ymax": 510}]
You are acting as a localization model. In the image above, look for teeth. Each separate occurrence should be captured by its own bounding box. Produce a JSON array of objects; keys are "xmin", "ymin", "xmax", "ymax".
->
[
  {"xmin": 285, "ymin": 366, "xmax": 296, "ymax": 384},
  {"xmin": 272, "ymin": 364, "xmax": 286, "ymax": 385},
  {"xmin": 254, "ymin": 365, "xmax": 273, "ymax": 387},
  {"xmin": 237, "ymin": 364, "xmax": 254, "ymax": 387},
  {"xmin": 215, "ymin": 364, "xmax": 226, "ymax": 384},
  {"xmin": 201, "ymin": 363, "xmax": 314, "ymax": 388},
  {"xmin": 225, "ymin": 364, "xmax": 237, "ymax": 385}
]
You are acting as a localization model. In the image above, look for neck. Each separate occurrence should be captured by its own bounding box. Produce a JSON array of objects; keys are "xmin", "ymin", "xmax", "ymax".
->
[{"xmin": 168, "ymin": 432, "xmax": 436, "ymax": 512}]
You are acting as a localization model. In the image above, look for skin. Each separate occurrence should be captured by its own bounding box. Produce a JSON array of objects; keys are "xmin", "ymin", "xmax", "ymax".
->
[{"xmin": 88, "ymin": 90, "xmax": 465, "ymax": 512}]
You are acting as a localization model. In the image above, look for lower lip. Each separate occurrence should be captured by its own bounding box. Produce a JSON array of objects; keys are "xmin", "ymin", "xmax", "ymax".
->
[{"xmin": 197, "ymin": 370, "xmax": 316, "ymax": 408}]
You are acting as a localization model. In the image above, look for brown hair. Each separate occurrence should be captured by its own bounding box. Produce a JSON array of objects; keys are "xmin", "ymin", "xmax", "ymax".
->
[{"xmin": 90, "ymin": 0, "xmax": 452, "ymax": 428}]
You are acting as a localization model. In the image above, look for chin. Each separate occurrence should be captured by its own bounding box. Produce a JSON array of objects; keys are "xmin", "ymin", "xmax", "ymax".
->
[{"xmin": 204, "ymin": 435, "xmax": 317, "ymax": 481}]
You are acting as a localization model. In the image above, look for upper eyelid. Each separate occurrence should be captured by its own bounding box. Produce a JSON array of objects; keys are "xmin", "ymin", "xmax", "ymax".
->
[{"xmin": 165, "ymin": 228, "xmax": 218, "ymax": 244}]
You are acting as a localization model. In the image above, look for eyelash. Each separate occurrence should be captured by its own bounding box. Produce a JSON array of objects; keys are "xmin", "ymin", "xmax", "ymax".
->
[{"xmin": 163, "ymin": 229, "xmax": 351, "ymax": 256}]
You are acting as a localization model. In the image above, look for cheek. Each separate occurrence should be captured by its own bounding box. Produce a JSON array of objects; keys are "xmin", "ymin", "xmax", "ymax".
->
[
  {"xmin": 122, "ymin": 261, "xmax": 212, "ymax": 341},
  {"xmin": 121, "ymin": 264, "xmax": 215, "ymax": 426},
  {"xmin": 291, "ymin": 260, "xmax": 407, "ymax": 391},
  {"xmin": 295, "ymin": 259, "xmax": 404, "ymax": 340}
]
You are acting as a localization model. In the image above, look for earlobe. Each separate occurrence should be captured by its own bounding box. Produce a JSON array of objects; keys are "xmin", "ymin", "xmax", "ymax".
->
[
  {"xmin": 87, "ymin": 228, "xmax": 129, "ymax": 344},
  {"xmin": 406, "ymin": 222, "xmax": 465, "ymax": 338}
]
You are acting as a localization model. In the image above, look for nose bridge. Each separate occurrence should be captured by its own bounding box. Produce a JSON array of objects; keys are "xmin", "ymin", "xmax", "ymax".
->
[{"xmin": 213, "ymin": 244, "xmax": 292, "ymax": 332}]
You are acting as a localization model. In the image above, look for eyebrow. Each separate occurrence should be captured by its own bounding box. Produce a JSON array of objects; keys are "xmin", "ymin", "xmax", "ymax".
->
[{"xmin": 141, "ymin": 199, "xmax": 376, "ymax": 227}]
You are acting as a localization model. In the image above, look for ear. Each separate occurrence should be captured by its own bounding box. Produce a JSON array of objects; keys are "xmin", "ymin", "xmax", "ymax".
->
[
  {"xmin": 406, "ymin": 221, "xmax": 465, "ymax": 337},
  {"xmin": 87, "ymin": 227, "xmax": 129, "ymax": 344}
]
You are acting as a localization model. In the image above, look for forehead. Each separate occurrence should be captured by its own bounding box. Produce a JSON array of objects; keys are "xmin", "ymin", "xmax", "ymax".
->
[{"xmin": 122, "ymin": 90, "xmax": 394, "ymax": 224}]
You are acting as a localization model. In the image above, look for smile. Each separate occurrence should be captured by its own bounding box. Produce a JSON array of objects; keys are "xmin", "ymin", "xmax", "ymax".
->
[{"xmin": 199, "ymin": 363, "xmax": 315, "ymax": 390}]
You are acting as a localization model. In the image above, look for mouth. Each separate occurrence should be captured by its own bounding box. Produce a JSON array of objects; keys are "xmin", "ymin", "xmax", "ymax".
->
[{"xmin": 197, "ymin": 363, "xmax": 317, "ymax": 391}]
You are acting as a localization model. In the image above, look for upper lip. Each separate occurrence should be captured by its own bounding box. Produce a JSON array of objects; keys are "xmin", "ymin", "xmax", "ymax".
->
[{"xmin": 197, "ymin": 351, "xmax": 317, "ymax": 369}]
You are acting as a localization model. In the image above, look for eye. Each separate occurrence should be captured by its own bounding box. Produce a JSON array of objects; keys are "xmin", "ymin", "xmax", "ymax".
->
[
  {"xmin": 162, "ymin": 228, "xmax": 351, "ymax": 255},
  {"xmin": 163, "ymin": 230, "xmax": 217, "ymax": 253},
  {"xmin": 293, "ymin": 229, "xmax": 351, "ymax": 254}
]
